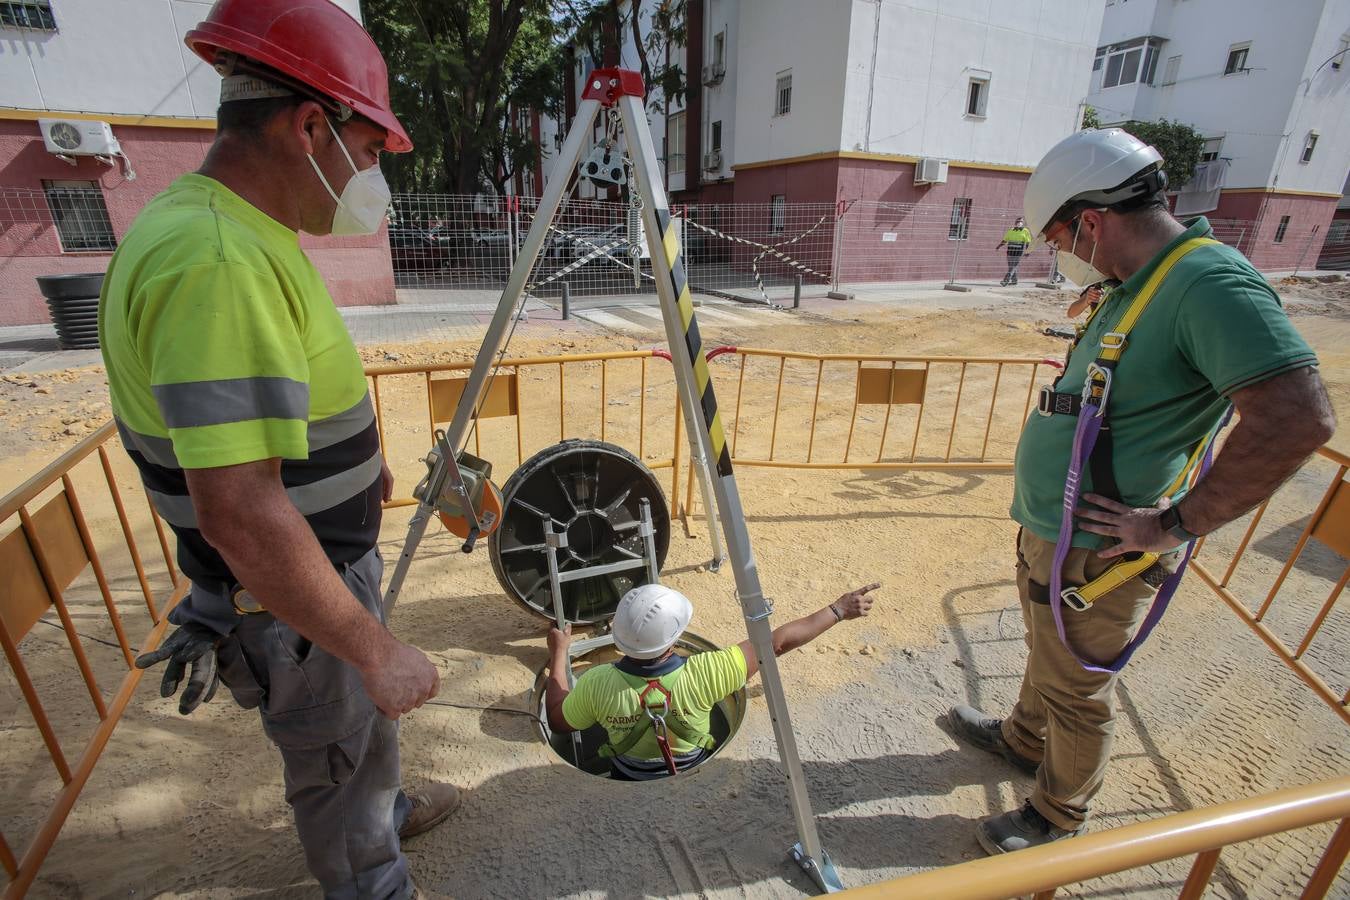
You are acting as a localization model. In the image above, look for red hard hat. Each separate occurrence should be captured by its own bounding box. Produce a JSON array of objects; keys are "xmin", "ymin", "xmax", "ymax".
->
[{"xmin": 186, "ymin": 0, "xmax": 412, "ymax": 153}]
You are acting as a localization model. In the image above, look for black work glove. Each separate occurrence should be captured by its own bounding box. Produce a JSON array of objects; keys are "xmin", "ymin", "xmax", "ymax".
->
[{"xmin": 135, "ymin": 622, "xmax": 221, "ymax": 715}]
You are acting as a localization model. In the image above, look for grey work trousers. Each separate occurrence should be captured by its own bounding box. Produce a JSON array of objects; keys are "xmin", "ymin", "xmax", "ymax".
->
[{"xmin": 209, "ymin": 548, "xmax": 414, "ymax": 899}]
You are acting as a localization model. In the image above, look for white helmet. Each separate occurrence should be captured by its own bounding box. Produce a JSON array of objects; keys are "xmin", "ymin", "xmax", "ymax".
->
[
  {"xmin": 611, "ymin": 584, "xmax": 693, "ymax": 659},
  {"xmin": 1023, "ymin": 128, "xmax": 1167, "ymax": 247}
]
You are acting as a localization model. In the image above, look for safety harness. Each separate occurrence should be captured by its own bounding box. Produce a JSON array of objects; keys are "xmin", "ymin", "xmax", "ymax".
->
[
  {"xmin": 598, "ymin": 659, "xmax": 717, "ymax": 776},
  {"xmin": 1038, "ymin": 236, "xmax": 1230, "ymax": 673}
]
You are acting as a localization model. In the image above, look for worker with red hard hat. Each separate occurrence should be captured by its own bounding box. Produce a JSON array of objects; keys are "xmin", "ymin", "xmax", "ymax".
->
[{"xmin": 101, "ymin": 1, "xmax": 456, "ymax": 895}]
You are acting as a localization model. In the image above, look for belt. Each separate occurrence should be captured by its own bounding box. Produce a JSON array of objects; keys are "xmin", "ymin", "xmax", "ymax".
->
[{"xmin": 232, "ymin": 587, "xmax": 267, "ymax": 616}]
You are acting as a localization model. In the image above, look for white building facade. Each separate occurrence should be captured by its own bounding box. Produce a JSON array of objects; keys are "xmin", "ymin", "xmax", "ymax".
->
[
  {"xmin": 552, "ymin": 0, "xmax": 1102, "ymax": 220},
  {"xmin": 1084, "ymin": 0, "xmax": 1350, "ymax": 268}
]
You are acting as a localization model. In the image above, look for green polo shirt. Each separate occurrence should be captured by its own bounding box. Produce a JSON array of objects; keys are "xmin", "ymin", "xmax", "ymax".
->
[{"xmin": 1011, "ymin": 217, "xmax": 1318, "ymax": 548}]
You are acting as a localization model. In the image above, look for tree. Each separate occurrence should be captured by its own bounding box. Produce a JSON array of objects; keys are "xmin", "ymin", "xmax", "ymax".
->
[
  {"xmin": 364, "ymin": 1, "xmax": 687, "ymax": 197},
  {"xmin": 1120, "ymin": 119, "xmax": 1206, "ymax": 189},
  {"xmin": 552, "ymin": 0, "xmax": 688, "ymax": 113},
  {"xmin": 363, "ymin": 0, "xmax": 563, "ymax": 195}
]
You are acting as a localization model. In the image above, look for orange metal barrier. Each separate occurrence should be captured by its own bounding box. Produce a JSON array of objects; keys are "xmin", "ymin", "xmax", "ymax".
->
[
  {"xmin": 1, "ymin": 422, "xmax": 185, "ymax": 899},
  {"xmin": 2, "ymin": 355, "xmax": 1343, "ymax": 897},
  {"xmin": 1190, "ymin": 445, "xmax": 1350, "ymax": 726},
  {"xmin": 364, "ymin": 349, "xmax": 694, "ymax": 513},
  {"xmin": 707, "ymin": 346, "xmax": 1056, "ymax": 471},
  {"xmin": 839, "ymin": 777, "xmax": 1350, "ymax": 899}
]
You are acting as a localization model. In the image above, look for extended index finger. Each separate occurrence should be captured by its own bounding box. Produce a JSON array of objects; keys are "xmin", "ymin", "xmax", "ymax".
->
[{"xmin": 857, "ymin": 582, "xmax": 882, "ymax": 594}]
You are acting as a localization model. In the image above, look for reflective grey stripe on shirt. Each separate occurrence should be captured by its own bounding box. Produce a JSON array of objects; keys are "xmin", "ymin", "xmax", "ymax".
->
[
  {"xmin": 308, "ymin": 394, "xmax": 375, "ymax": 452},
  {"xmin": 115, "ymin": 418, "xmax": 179, "ymax": 468},
  {"xmin": 147, "ymin": 489, "xmax": 199, "ymax": 529},
  {"xmin": 152, "ymin": 376, "xmax": 309, "ymax": 429},
  {"xmin": 147, "ymin": 450, "xmax": 384, "ymax": 530},
  {"xmin": 120, "ymin": 394, "xmax": 373, "ymax": 467},
  {"xmin": 285, "ymin": 451, "xmax": 383, "ymax": 516}
]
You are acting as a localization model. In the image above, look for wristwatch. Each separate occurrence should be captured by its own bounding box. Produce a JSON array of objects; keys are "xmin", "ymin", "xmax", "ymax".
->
[{"xmin": 1158, "ymin": 505, "xmax": 1201, "ymax": 543}]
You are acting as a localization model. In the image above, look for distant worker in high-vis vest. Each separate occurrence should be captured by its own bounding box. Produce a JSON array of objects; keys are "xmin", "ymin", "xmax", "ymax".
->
[
  {"xmin": 946, "ymin": 128, "xmax": 1335, "ymax": 856},
  {"xmin": 99, "ymin": 1, "xmax": 458, "ymax": 895},
  {"xmin": 546, "ymin": 582, "xmax": 879, "ymax": 780},
  {"xmin": 995, "ymin": 216, "xmax": 1034, "ymax": 285}
]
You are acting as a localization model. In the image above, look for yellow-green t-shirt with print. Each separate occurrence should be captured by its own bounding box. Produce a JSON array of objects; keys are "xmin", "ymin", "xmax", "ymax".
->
[{"xmin": 561, "ymin": 646, "xmax": 747, "ymax": 758}]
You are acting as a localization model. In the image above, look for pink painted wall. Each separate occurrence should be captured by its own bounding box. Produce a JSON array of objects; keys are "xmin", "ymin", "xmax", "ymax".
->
[
  {"xmin": 1208, "ymin": 192, "xmax": 1338, "ymax": 271},
  {"xmin": 0, "ymin": 119, "xmax": 395, "ymax": 327}
]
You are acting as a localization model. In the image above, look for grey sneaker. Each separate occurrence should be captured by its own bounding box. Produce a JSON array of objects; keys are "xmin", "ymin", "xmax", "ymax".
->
[
  {"xmin": 977, "ymin": 799, "xmax": 1084, "ymax": 854},
  {"xmin": 947, "ymin": 705, "xmax": 1040, "ymax": 776}
]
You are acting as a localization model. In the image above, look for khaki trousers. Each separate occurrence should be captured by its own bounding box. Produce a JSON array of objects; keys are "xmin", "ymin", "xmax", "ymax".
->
[{"xmin": 1000, "ymin": 528, "xmax": 1175, "ymax": 831}]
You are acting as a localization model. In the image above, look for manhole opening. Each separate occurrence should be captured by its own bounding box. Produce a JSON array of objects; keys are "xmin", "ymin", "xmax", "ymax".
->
[{"xmin": 530, "ymin": 632, "xmax": 746, "ymax": 780}]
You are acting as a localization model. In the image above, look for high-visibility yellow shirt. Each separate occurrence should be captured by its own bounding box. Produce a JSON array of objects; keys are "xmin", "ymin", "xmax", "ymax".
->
[
  {"xmin": 99, "ymin": 173, "xmax": 382, "ymax": 591},
  {"xmin": 1002, "ymin": 227, "xmax": 1033, "ymax": 246},
  {"xmin": 562, "ymin": 646, "xmax": 747, "ymax": 758}
]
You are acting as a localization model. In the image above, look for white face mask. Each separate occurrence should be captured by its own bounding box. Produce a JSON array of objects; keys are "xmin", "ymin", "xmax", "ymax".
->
[
  {"xmin": 1056, "ymin": 220, "xmax": 1106, "ymax": 287},
  {"xmin": 306, "ymin": 118, "xmax": 391, "ymax": 236}
]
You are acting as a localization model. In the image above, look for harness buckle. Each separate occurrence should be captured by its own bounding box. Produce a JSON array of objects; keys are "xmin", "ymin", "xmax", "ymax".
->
[
  {"xmin": 1037, "ymin": 385, "xmax": 1054, "ymax": 417},
  {"xmin": 1082, "ymin": 363, "xmax": 1112, "ymax": 417},
  {"xmin": 1099, "ymin": 331, "xmax": 1127, "ymax": 352},
  {"xmin": 1060, "ymin": 588, "xmax": 1092, "ymax": 612}
]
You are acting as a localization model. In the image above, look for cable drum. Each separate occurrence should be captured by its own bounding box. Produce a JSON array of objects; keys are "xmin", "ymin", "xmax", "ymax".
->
[{"xmin": 488, "ymin": 439, "xmax": 670, "ymax": 624}]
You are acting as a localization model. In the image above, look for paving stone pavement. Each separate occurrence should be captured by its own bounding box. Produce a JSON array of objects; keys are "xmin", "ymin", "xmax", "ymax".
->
[{"xmin": 0, "ymin": 290, "xmax": 814, "ymax": 373}]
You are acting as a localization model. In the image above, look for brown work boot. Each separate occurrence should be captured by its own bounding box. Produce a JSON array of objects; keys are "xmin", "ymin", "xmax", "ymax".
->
[{"xmin": 398, "ymin": 783, "xmax": 462, "ymax": 840}]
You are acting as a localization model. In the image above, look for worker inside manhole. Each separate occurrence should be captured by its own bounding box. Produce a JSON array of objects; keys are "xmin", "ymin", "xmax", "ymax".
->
[{"xmin": 539, "ymin": 582, "xmax": 881, "ymax": 780}]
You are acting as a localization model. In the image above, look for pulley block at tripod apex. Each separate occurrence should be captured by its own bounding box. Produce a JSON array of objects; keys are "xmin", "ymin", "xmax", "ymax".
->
[
  {"xmin": 581, "ymin": 145, "xmax": 626, "ymax": 187},
  {"xmin": 420, "ymin": 445, "xmax": 503, "ymax": 540},
  {"xmin": 489, "ymin": 439, "xmax": 670, "ymax": 624}
]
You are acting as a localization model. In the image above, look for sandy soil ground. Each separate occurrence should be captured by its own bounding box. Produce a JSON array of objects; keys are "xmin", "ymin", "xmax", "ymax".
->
[{"xmin": 1, "ymin": 279, "xmax": 1347, "ymax": 899}]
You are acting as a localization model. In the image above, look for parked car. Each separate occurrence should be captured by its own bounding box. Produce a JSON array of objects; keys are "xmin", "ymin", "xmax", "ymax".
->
[{"xmin": 388, "ymin": 226, "xmax": 449, "ymax": 275}]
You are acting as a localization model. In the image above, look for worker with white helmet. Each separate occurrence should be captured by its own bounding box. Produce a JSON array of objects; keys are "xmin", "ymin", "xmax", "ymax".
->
[
  {"xmin": 546, "ymin": 582, "xmax": 879, "ymax": 779},
  {"xmin": 947, "ymin": 128, "xmax": 1335, "ymax": 854},
  {"xmin": 104, "ymin": 1, "xmax": 458, "ymax": 895}
]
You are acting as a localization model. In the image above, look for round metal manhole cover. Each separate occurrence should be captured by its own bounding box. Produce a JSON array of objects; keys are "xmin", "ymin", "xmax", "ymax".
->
[{"xmin": 489, "ymin": 439, "xmax": 670, "ymax": 624}]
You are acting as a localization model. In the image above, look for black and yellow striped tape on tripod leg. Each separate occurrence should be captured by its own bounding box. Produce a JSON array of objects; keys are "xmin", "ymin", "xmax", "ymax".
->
[{"xmin": 655, "ymin": 207, "xmax": 733, "ymax": 477}]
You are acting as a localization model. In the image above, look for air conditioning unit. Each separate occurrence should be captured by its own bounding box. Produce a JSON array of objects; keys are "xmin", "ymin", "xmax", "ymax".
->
[
  {"xmin": 703, "ymin": 150, "xmax": 723, "ymax": 171},
  {"xmin": 39, "ymin": 118, "xmax": 122, "ymax": 158},
  {"xmin": 702, "ymin": 62, "xmax": 726, "ymax": 86},
  {"xmin": 914, "ymin": 157, "xmax": 949, "ymax": 185}
]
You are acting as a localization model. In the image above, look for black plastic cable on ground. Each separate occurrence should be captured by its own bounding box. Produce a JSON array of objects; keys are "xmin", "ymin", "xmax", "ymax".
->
[{"xmin": 423, "ymin": 698, "xmax": 544, "ymax": 728}]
